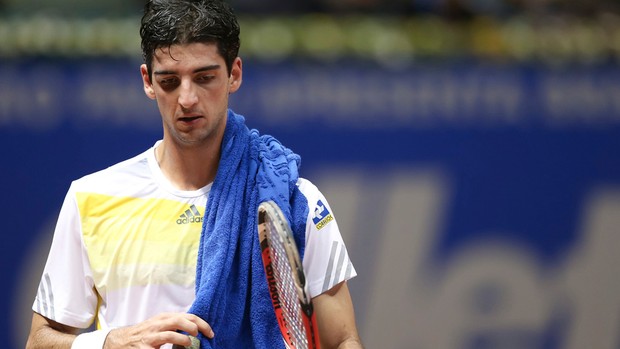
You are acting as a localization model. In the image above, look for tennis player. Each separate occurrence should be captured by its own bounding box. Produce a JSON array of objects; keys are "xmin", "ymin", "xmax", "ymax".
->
[{"xmin": 25, "ymin": 0, "xmax": 363, "ymax": 348}]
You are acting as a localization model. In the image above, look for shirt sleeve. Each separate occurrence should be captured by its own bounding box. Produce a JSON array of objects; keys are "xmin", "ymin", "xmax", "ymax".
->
[
  {"xmin": 32, "ymin": 183, "xmax": 99, "ymax": 328},
  {"xmin": 297, "ymin": 178, "xmax": 357, "ymax": 298}
]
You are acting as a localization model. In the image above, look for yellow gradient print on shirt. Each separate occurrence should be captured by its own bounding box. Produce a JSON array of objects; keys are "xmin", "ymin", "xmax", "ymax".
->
[{"xmin": 76, "ymin": 192, "xmax": 203, "ymax": 291}]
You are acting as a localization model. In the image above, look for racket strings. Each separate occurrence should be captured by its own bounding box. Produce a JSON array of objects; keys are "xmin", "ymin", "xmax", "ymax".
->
[{"xmin": 267, "ymin": 220, "xmax": 309, "ymax": 348}]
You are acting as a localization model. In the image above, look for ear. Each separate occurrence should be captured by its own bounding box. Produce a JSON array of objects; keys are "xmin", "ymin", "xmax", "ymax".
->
[
  {"xmin": 140, "ymin": 64, "xmax": 156, "ymax": 100},
  {"xmin": 228, "ymin": 57, "xmax": 243, "ymax": 94}
]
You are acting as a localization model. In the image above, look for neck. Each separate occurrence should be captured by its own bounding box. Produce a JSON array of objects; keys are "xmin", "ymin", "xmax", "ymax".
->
[{"xmin": 155, "ymin": 139, "xmax": 221, "ymax": 191}]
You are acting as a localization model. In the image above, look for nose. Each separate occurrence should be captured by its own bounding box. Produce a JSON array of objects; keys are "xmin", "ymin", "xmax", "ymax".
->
[{"xmin": 178, "ymin": 79, "xmax": 199, "ymax": 110}]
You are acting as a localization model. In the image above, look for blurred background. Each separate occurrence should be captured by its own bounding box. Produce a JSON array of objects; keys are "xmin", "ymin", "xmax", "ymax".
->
[{"xmin": 2, "ymin": 0, "xmax": 620, "ymax": 348}]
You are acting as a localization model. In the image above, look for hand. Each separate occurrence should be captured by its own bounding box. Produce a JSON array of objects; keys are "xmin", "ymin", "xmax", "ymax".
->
[{"xmin": 103, "ymin": 312, "xmax": 214, "ymax": 349}]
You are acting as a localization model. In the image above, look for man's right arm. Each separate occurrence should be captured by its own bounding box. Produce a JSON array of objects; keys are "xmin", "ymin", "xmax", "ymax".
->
[
  {"xmin": 26, "ymin": 312, "xmax": 80, "ymax": 349},
  {"xmin": 26, "ymin": 311, "xmax": 214, "ymax": 349}
]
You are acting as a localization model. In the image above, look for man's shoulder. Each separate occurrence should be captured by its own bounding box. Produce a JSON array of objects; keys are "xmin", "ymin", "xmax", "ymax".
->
[
  {"xmin": 295, "ymin": 177, "xmax": 325, "ymax": 212},
  {"xmin": 71, "ymin": 147, "xmax": 152, "ymax": 191},
  {"xmin": 296, "ymin": 177, "xmax": 318, "ymax": 196}
]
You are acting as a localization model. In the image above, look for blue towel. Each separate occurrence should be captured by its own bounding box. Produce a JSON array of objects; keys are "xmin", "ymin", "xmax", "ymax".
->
[{"xmin": 188, "ymin": 110, "xmax": 309, "ymax": 348}]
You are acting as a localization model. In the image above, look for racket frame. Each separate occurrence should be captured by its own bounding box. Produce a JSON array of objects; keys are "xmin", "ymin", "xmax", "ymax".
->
[{"xmin": 258, "ymin": 201, "xmax": 320, "ymax": 349}]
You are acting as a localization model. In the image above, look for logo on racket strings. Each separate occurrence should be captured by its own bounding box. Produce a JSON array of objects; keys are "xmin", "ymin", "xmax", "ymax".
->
[{"xmin": 265, "ymin": 263, "xmax": 281, "ymax": 309}]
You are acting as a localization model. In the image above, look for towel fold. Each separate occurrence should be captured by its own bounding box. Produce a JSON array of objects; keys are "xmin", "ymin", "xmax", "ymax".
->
[{"xmin": 188, "ymin": 110, "xmax": 309, "ymax": 348}]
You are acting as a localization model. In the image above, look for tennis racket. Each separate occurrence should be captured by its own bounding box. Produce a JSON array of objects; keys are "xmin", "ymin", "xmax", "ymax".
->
[{"xmin": 258, "ymin": 200, "xmax": 320, "ymax": 349}]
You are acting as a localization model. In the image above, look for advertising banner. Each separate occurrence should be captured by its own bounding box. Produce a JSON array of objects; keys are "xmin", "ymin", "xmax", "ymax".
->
[{"xmin": 2, "ymin": 58, "xmax": 619, "ymax": 348}]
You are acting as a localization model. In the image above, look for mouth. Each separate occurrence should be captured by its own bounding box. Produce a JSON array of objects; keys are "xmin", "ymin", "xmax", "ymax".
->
[
  {"xmin": 179, "ymin": 116, "xmax": 201, "ymax": 122},
  {"xmin": 177, "ymin": 115, "xmax": 203, "ymax": 125}
]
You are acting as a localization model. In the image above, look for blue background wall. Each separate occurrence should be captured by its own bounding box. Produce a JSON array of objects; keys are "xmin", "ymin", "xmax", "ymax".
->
[{"xmin": 2, "ymin": 56, "xmax": 620, "ymax": 348}]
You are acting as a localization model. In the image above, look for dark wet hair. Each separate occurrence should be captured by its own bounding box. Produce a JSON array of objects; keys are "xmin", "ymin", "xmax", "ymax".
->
[{"xmin": 140, "ymin": 0, "xmax": 240, "ymax": 79}]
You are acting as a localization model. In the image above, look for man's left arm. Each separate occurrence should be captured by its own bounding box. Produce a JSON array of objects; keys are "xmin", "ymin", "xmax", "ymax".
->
[{"xmin": 313, "ymin": 281, "xmax": 364, "ymax": 349}]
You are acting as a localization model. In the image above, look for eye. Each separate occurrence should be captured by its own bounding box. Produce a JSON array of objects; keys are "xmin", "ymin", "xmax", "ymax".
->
[
  {"xmin": 196, "ymin": 74, "xmax": 215, "ymax": 83},
  {"xmin": 158, "ymin": 77, "xmax": 179, "ymax": 90}
]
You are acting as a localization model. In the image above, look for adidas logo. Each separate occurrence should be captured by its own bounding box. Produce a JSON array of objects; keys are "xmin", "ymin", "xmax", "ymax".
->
[{"xmin": 176, "ymin": 204, "xmax": 203, "ymax": 225}]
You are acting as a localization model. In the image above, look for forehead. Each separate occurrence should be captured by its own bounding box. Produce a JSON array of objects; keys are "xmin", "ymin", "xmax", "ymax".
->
[{"xmin": 153, "ymin": 42, "xmax": 223, "ymax": 69}]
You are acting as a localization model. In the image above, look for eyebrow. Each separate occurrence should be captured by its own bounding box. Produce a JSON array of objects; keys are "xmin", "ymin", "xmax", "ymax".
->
[{"xmin": 153, "ymin": 64, "xmax": 221, "ymax": 75}]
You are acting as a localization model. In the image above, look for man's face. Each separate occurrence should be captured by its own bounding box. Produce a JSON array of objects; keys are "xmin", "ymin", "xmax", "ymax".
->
[{"xmin": 141, "ymin": 42, "xmax": 242, "ymax": 148}]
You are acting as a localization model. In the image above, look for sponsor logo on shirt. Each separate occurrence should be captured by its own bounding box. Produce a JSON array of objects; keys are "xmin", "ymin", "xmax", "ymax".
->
[
  {"xmin": 177, "ymin": 204, "xmax": 203, "ymax": 224},
  {"xmin": 312, "ymin": 199, "xmax": 334, "ymax": 230}
]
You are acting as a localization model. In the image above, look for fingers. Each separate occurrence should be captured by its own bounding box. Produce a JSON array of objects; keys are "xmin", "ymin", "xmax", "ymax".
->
[
  {"xmin": 194, "ymin": 315, "xmax": 215, "ymax": 339},
  {"xmin": 150, "ymin": 330, "xmax": 194, "ymax": 346},
  {"xmin": 105, "ymin": 313, "xmax": 214, "ymax": 348},
  {"xmin": 171, "ymin": 313, "xmax": 214, "ymax": 339}
]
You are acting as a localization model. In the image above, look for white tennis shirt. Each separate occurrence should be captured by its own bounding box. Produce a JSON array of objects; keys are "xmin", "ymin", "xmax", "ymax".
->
[{"xmin": 33, "ymin": 142, "xmax": 356, "ymax": 333}]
